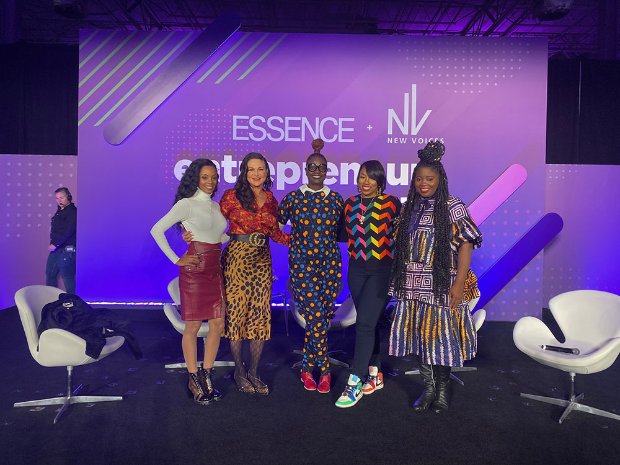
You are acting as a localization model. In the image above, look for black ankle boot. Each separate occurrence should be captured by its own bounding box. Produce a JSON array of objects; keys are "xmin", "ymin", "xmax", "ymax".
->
[
  {"xmin": 431, "ymin": 365, "xmax": 451, "ymax": 413},
  {"xmin": 188, "ymin": 372, "xmax": 213, "ymax": 405},
  {"xmin": 199, "ymin": 366, "xmax": 222, "ymax": 401},
  {"xmin": 412, "ymin": 363, "xmax": 435, "ymax": 413}
]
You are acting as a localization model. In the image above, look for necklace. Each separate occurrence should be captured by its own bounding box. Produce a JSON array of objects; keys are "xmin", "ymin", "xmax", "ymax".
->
[{"xmin": 358, "ymin": 195, "xmax": 378, "ymax": 225}]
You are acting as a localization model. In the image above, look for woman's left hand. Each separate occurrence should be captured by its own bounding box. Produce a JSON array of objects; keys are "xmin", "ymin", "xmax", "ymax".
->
[{"xmin": 448, "ymin": 281, "xmax": 465, "ymax": 311}]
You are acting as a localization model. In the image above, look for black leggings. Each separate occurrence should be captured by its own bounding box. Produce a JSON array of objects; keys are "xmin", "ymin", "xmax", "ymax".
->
[{"xmin": 348, "ymin": 263, "xmax": 391, "ymax": 378}]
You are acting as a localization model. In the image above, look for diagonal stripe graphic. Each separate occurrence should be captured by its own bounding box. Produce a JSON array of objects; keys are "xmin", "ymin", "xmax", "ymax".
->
[
  {"xmin": 79, "ymin": 31, "xmax": 137, "ymax": 88},
  {"xmin": 239, "ymin": 33, "xmax": 288, "ymax": 80},
  {"xmin": 103, "ymin": 11, "xmax": 241, "ymax": 145},
  {"xmin": 79, "ymin": 31, "xmax": 159, "ymax": 108},
  {"xmin": 477, "ymin": 213, "xmax": 564, "ymax": 308},
  {"xmin": 79, "ymin": 30, "xmax": 117, "ymax": 69},
  {"xmin": 79, "ymin": 32, "xmax": 174, "ymax": 125},
  {"xmin": 79, "ymin": 30, "xmax": 98, "ymax": 51},
  {"xmin": 215, "ymin": 33, "xmax": 269, "ymax": 84},
  {"xmin": 197, "ymin": 32, "xmax": 249, "ymax": 83},
  {"xmin": 468, "ymin": 164, "xmax": 527, "ymax": 226},
  {"xmin": 92, "ymin": 33, "xmax": 190, "ymax": 127}
]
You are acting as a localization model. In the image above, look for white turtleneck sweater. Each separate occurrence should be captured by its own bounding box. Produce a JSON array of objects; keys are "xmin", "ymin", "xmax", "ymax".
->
[{"xmin": 150, "ymin": 189, "xmax": 228, "ymax": 264}]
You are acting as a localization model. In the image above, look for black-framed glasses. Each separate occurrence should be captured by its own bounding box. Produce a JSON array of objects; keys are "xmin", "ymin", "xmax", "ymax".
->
[{"xmin": 307, "ymin": 163, "xmax": 328, "ymax": 173}]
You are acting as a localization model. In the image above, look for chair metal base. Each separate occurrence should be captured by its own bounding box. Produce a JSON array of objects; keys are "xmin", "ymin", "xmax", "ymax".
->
[
  {"xmin": 13, "ymin": 367, "xmax": 122, "ymax": 424},
  {"xmin": 520, "ymin": 392, "xmax": 620, "ymax": 423},
  {"xmin": 521, "ymin": 372, "xmax": 620, "ymax": 423},
  {"xmin": 404, "ymin": 366, "xmax": 478, "ymax": 387},
  {"xmin": 291, "ymin": 349, "xmax": 350, "ymax": 369},
  {"xmin": 165, "ymin": 360, "xmax": 235, "ymax": 369}
]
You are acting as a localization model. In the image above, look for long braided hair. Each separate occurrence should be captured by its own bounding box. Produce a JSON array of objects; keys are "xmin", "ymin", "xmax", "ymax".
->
[
  {"xmin": 391, "ymin": 141, "xmax": 452, "ymax": 301},
  {"xmin": 234, "ymin": 152, "xmax": 273, "ymax": 212}
]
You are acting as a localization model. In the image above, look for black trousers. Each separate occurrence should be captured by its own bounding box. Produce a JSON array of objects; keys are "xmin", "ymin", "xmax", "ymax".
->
[{"xmin": 348, "ymin": 262, "xmax": 392, "ymax": 378}]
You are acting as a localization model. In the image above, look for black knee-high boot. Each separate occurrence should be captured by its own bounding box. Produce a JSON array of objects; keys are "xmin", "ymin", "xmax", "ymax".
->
[
  {"xmin": 432, "ymin": 365, "xmax": 451, "ymax": 413},
  {"xmin": 412, "ymin": 362, "xmax": 435, "ymax": 413}
]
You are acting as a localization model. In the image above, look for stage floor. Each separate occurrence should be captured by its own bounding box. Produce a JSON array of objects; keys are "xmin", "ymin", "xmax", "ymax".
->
[{"xmin": 1, "ymin": 306, "xmax": 618, "ymax": 465}]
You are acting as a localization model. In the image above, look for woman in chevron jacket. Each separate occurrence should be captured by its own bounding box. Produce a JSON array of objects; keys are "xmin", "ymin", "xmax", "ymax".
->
[{"xmin": 335, "ymin": 160, "xmax": 401, "ymax": 408}]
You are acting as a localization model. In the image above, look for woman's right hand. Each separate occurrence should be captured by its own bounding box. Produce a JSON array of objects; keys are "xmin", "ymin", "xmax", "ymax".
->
[
  {"xmin": 181, "ymin": 230, "xmax": 194, "ymax": 244},
  {"xmin": 176, "ymin": 253, "xmax": 199, "ymax": 267}
]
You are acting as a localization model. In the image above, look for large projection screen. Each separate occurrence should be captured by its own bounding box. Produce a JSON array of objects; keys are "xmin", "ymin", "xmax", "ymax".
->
[{"xmin": 77, "ymin": 30, "xmax": 548, "ymax": 320}]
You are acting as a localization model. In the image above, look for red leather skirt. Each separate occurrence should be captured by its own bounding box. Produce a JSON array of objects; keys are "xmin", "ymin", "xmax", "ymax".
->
[{"xmin": 178, "ymin": 241, "xmax": 226, "ymax": 321}]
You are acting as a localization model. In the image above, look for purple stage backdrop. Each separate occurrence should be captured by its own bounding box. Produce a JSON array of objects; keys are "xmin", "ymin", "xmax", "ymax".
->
[
  {"xmin": 0, "ymin": 154, "xmax": 78, "ymax": 308},
  {"xmin": 76, "ymin": 30, "xmax": 549, "ymax": 318},
  {"xmin": 543, "ymin": 165, "xmax": 620, "ymax": 302}
]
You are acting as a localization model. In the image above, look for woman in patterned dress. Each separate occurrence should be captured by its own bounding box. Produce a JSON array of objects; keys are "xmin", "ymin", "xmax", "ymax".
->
[
  {"xmin": 390, "ymin": 141, "xmax": 482, "ymax": 413},
  {"xmin": 278, "ymin": 139, "xmax": 344, "ymax": 394},
  {"xmin": 220, "ymin": 152, "xmax": 289, "ymax": 395}
]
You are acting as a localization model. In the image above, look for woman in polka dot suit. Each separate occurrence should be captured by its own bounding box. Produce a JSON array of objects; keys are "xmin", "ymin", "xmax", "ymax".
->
[{"xmin": 278, "ymin": 139, "xmax": 344, "ymax": 394}]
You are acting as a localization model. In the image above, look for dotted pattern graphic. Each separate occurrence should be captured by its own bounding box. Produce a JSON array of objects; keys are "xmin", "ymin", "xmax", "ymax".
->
[
  {"xmin": 162, "ymin": 109, "xmax": 257, "ymax": 189},
  {"xmin": 474, "ymin": 194, "xmax": 545, "ymax": 320},
  {"xmin": 2, "ymin": 156, "xmax": 77, "ymax": 240},
  {"xmin": 396, "ymin": 38, "xmax": 529, "ymax": 94}
]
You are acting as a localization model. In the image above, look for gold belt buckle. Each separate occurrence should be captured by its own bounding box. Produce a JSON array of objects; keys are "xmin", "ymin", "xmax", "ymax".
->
[{"xmin": 249, "ymin": 232, "xmax": 266, "ymax": 246}]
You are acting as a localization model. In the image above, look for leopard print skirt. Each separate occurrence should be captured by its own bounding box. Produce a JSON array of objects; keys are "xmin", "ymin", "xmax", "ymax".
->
[{"xmin": 222, "ymin": 240, "xmax": 272, "ymax": 341}]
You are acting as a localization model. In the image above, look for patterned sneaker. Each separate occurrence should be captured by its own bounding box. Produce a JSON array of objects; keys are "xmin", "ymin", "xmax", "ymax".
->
[
  {"xmin": 362, "ymin": 372, "xmax": 384, "ymax": 395},
  {"xmin": 335, "ymin": 375, "xmax": 363, "ymax": 409}
]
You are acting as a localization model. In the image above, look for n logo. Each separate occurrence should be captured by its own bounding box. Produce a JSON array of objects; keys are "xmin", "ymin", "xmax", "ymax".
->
[{"xmin": 387, "ymin": 84, "xmax": 431, "ymax": 136}]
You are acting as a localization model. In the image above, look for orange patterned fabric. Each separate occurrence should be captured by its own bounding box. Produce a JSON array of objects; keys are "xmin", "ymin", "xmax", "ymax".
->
[{"xmin": 220, "ymin": 189, "xmax": 289, "ymax": 245}]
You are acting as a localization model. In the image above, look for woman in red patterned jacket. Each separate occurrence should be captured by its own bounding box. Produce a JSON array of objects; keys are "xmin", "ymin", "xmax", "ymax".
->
[{"xmin": 219, "ymin": 152, "xmax": 289, "ymax": 395}]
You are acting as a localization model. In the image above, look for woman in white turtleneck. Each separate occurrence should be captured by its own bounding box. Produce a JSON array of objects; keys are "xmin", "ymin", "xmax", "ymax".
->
[{"xmin": 150, "ymin": 159, "xmax": 228, "ymax": 405}]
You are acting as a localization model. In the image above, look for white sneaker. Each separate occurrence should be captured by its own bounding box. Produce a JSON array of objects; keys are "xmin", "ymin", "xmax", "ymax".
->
[{"xmin": 335, "ymin": 374, "xmax": 363, "ymax": 408}]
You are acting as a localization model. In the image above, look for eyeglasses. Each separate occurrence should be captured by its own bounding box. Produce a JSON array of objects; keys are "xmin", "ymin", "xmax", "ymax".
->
[{"xmin": 307, "ymin": 163, "xmax": 328, "ymax": 173}]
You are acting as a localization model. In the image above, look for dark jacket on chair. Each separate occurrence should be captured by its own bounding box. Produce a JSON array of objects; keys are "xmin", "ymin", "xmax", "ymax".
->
[{"xmin": 38, "ymin": 293, "xmax": 142, "ymax": 359}]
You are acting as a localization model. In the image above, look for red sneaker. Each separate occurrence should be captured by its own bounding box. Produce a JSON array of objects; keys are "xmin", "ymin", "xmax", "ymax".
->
[
  {"xmin": 301, "ymin": 371, "xmax": 317, "ymax": 391},
  {"xmin": 317, "ymin": 373, "xmax": 331, "ymax": 394},
  {"xmin": 362, "ymin": 372, "xmax": 384, "ymax": 395}
]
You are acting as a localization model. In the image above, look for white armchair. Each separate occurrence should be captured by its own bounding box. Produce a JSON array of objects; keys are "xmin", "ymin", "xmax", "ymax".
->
[
  {"xmin": 162, "ymin": 277, "xmax": 233, "ymax": 369},
  {"xmin": 513, "ymin": 290, "xmax": 620, "ymax": 423},
  {"xmin": 13, "ymin": 285, "xmax": 125, "ymax": 424}
]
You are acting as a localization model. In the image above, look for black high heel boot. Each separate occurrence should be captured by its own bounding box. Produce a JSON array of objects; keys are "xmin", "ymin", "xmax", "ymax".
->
[
  {"xmin": 188, "ymin": 372, "xmax": 213, "ymax": 405},
  {"xmin": 431, "ymin": 365, "xmax": 451, "ymax": 413},
  {"xmin": 199, "ymin": 366, "xmax": 222, "ymax": 401},
  {"xmin": 412, "ymin": 362, "xmax": 435, "ymax": 413}
]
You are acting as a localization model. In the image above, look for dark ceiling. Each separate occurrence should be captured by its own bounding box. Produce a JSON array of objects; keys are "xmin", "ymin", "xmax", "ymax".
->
[{"xmin": 5, "ymin": 0, "xmax": 619, "ymax": 58}]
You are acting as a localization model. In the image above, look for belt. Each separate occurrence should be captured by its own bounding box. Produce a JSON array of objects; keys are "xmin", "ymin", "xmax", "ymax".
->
[{"xmin": 230, "ymin": 233, "xmax": 267, "ymax": 246}]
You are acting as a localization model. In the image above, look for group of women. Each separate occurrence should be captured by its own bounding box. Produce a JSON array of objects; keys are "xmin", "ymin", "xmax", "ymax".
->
[{"xmin": 150, "ymin": 139, "xmax": 482, "ymax": 413}]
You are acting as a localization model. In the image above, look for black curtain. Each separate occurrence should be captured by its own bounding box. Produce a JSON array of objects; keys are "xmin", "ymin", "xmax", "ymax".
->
[
  {"xmin": 0, "ymin": 43, "xmax": 78, "ymax": 155},
  {"xmin": 546, "ymin": 60, "xmax": 580, "ymax": 164},
  {"xmin": 547, "ymin": 59, "xmax": 620, "ymax": 165},
  {"xmin": 578, "ymin": 61, "xmax": 620, "ymax": 164}
]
